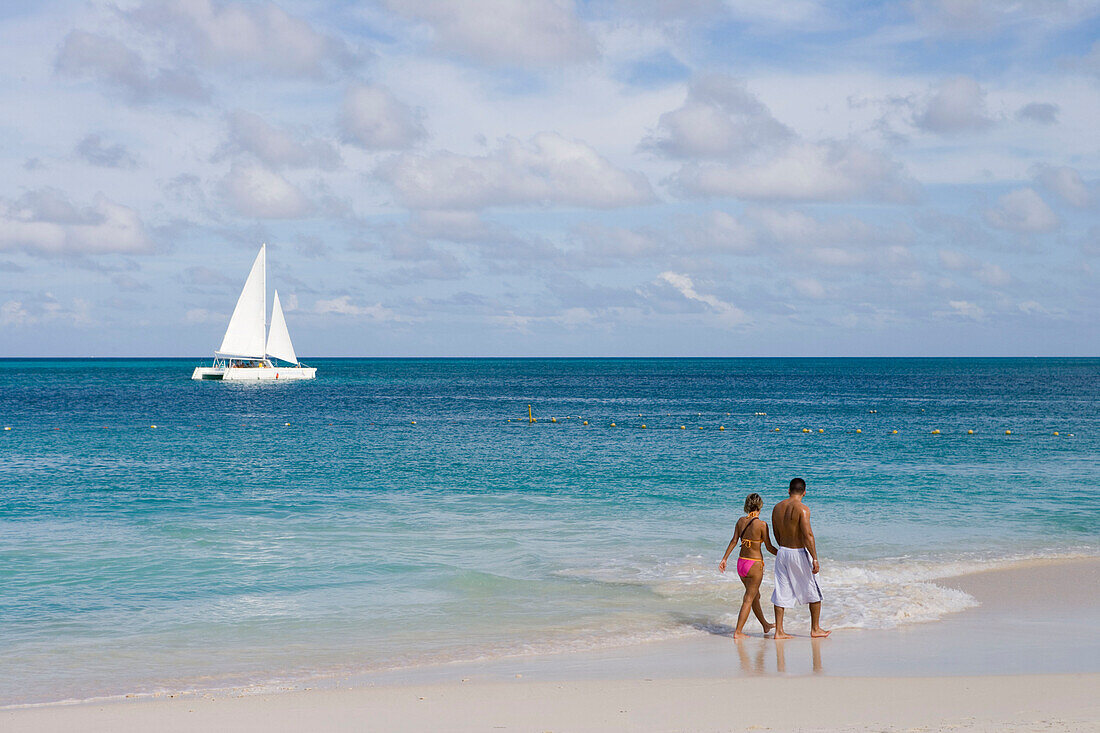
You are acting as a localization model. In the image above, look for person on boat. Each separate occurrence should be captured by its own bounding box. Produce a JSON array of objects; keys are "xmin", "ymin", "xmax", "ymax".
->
[
  {"xmin": 719, "ymin": 493, "xmax": 778, "ymax": 639},
  {"xmin": 770, "ymin": 478, "xmax": 830, "ymax": 639}
]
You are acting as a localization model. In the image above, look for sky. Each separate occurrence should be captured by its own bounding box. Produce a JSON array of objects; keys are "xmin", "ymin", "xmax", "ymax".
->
[{"xmin": 1, "ymin": 0, "xmax": 1098, "ymax": 357}]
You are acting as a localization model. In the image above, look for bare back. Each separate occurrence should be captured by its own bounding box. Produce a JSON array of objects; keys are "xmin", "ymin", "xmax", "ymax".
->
[{"xmin": 771, "ymin": 497, "xmax": 810, "ymax": 549}]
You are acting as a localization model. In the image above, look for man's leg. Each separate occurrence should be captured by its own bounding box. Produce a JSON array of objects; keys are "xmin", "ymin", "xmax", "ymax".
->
[
  {"xmin": 773, "ymin": 605, "xmax": 792, "ymax": 639},
  {"xmin": 809, "ymin": 601, "xmax": 831, "ymax": 638}
]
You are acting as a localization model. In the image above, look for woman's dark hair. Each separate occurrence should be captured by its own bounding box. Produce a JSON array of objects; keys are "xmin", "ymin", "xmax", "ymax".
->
[{"xmin": 744, "ymin": 493, "xmax": 763, "ymax": 513}]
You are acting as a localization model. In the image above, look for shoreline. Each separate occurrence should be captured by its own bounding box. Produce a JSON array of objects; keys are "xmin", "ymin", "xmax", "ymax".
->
[{"xmin": 4, "ymin": 556, "xmax": 1098, "ymax": 731}]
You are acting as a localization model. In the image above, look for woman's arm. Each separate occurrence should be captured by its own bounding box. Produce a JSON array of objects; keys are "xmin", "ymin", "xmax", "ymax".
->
[
  {"xmin": 764, "ymin": 523, "xmax": 779, "ymax": 555},
  {"xmin": 718, "ymin": 518, "xmax": 744, "ymax": 573}
]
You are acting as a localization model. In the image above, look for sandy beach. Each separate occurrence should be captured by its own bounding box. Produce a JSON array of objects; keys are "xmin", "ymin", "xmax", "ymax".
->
[{"xmin": 5, "ymin": 557, "xmax": 1097, "ymax": 732}]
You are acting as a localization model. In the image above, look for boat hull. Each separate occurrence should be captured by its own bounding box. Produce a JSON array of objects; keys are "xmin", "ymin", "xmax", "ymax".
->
[{"xmin": 191, "ymin": 366, "xmax": 316, "ymax": 381}]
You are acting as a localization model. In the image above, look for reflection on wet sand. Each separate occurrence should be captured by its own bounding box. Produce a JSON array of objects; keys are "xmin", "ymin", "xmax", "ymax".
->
[{"xmin": 736, "ymin": 637, "xmax": 825, "ymax": 675}]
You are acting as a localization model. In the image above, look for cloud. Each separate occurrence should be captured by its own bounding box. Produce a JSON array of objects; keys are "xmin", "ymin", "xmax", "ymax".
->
[
  {"xmin": 381, "ymin": 132, "xmax": 655, "ymax": 210},
  {"xmin": 657, "ymin": 271, "xmax": 747, "ymax": 324},
  {"xmin": 947, "ymin": 299, "xmax": 985, "ymax": 320},
  {"xmin": 642, "ymin": 74, "xmax": 793, "ymax": 159},
  {"xmin": 217, "ymin": 110, "xmax": 340, "ymax": 170},
  {"xmin": 218, "ymin": 161, "xmax": 312, "ymax": 218},
  {"xmin": 792, "ymin": 277, "xmax": 826, "ymax": 298},
  {"xmin": 1015, "ymin": 102, "xmax": 1059, "ymax": 125},
  {"xmin": 913, "ymin": 76, "xmax": 993, "ymax": 134},
  {"xmin": 1030, "ymin": 164, "xmax": 1092, "ymax": 208},
  {"xmin": 75, "ymin": 134, "xmax": 138, "ymax": 169},
  {"xmin": 55, "ymin": 30, "xmax": 208, "ymax": 103},
  {"xmin": 380, "ymin": 0, "xmax": 598, "ymax": 67},
  {"xmin": 339, "ymin": 83, "xmax": 426, "ymax": 150},
  {"xmin": 314, "ymin": 295, "xmax": 406, "ymax": 321},
  {"xmin": 0, "ymin": 293, "xmax": 93, "ymax": 327},
  {"xmin": 983, "ymin": 188, "xmax": 1059, "ymax": 233},
  {"xmin": 673, "ymin": 140, "xmax": 919, "ymax": 203},
  {"xmin": 128, "ymin": 0, "xmax": 358, "ymax": 78},
  {"xmin": 0, "ymin": 189, "xmax": 152, "ymax": 256},
  {"xmin": 653, "ymin": 76, "xmax": 917, "ymax": 203}
]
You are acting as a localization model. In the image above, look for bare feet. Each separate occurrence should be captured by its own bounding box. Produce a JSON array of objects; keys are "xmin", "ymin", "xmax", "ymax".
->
[
  {"xmin": 773, "ymin": 630, "xmax": 793, "ymax": 640},
  {"xmin": 762, "ymin": 622, "xmax": 775, "ymax": 635},
  {"xmin": 810, "ymin": 628, "xmax": 831, "ymax": 638},
  {"xmin": 732, "ymin": 631, "xmax": 749, "ymax": 640}
]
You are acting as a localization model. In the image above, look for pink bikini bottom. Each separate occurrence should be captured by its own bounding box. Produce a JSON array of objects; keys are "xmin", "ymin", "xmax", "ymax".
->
[{"xmin": 737, "ymin": 557, "xmax": 763, "ymax": 578}]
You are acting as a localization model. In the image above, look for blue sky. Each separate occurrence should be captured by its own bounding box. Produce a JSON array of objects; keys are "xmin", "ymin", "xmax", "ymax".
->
[{"xmin": 1, "ymin": 0, "xmax": 1098, "ymax": 356}]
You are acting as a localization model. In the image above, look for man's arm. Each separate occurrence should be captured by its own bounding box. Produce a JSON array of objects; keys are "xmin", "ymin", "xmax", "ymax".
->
[
  {"xmin": 763, "ymin": 523, "xmax": 779, "ymax": 555},
  {"xmin": 771, "ymin": 505, "xmax": 782, "ymax": 546},
  {"xmin": 800, "ymin": 506, "xmax": 820, "ymax": 574}
]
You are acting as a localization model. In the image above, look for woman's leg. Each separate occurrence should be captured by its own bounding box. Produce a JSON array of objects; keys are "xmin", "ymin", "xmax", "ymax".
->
[
  {"xmin": 752, "ymin": 590, "xmax": 775, "ymax": 634},
  {"xmin": 734, "ymin": 563, "xmax": 764, "ymax": 639}
]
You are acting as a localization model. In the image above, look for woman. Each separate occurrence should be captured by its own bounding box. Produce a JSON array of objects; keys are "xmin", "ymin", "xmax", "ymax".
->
[{"xmin": 718, "ymin": 493, "xmax": 778, "ymax": 639}]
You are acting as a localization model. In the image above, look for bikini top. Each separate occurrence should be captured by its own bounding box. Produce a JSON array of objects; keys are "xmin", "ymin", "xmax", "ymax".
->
[{"xmin": 740, "ymin": 517, "xmax": 762, "ymax": 548}]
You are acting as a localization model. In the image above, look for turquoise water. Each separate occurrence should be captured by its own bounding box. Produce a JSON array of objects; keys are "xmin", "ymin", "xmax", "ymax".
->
[{"xmin": 1, "ymin": 358, "xmax": 1097, "ymax": 704}]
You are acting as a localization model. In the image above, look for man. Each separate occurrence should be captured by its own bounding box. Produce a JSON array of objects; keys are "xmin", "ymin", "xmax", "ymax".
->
[{"xmin": 770, "ymin": 477, "xmax": 830, "ymax": 639}]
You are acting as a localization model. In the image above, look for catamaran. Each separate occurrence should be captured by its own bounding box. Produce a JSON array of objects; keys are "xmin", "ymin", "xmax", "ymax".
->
[{"xmin": 192, "ymin": 244, "xmax": 316, "ymax": 381}]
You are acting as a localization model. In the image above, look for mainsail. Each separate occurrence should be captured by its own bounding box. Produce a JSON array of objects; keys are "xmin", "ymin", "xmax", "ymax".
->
[
  {"xmin": 266, "ymin": 290, "xmax": 298, "ymax": 365},
  {"xmin": 218, "ymin": 244, "xmax": 267, "ymax": 358}
]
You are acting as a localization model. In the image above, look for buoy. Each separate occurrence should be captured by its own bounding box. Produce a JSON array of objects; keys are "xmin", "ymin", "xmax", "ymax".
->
[
  {"xmin": 508, "ymin": 419, "xmax": 512, "ymax": 422},
  {"xmin": 1005, "ymin": 430, "xmax": 1011, "ymax": 435},
  {"xmin": 698, "ymin": 426, "xmax": 704, "ymax": 430},
  {"xmin": 3, "ymin": 426, "xmax": 10, "ymax": 431},
  {"xmin": 1069, "ymin": 433, "xmax": 1075, "ymax": 437},
  {"xmin": 774, "ymin": 428, "xmax": 780, "ymax": 432},
  {"xmin": 284, "ymin": 422, "xmax": 290, "ymax": 426},
  {"xmin": 680, "ymin": 425, "xmax": 686, "ymax": 429},
  {"xmin": 892, "ymin": 430, "xmax": 898, "ymax": 434},
  {"xmin": 610, "ymin": 423, "xmax": 616, "ymax": 427},
  {"xmin": 411, "ymin": 421, "xmax": 416, "ymax": 424},
  {"xmin": 931, "ymin": 429, "xmax": 940, "ymax": 434},
  {"xmin": 1053, "ymin": 431, "xmax": 1059, "ymax": 436},
  {"xmin": 802, "ymin": 428, "xmax": 810, "ymax": 433},
  {"xmin": 856, "ymin": 429, "xmax": 862, "ymax": 433},
  {"xmin": 726, "ymin": 412, "xmax": 731, "ymax": 416},
  {"xmin": 150, "ymin": 425, "xmax": 157, "ymax": 429},
  {"xmin": 697, "ymin": 412, "xmax": 701, "ymax": 416},
  {"xmin": 641, "ymin": 424, "xmax": 646, "ymax": 428},
  {"xmin": 551, "ymin": 417, "xmax": 557, "ymax": 423},
  {"xmin": 719, "ymin": 426, "xmax": 725, "ymax": 431},
  {"xmin": 967, "ymin": 429, "xmax": 974, "ymax": 434},
  {"xmin": 818, "ymin": 429, "xmax": 824, "ymax": 433},
  {"xmin": 583, "ymin": 421, "xmax": 588, "ymax": 425}
]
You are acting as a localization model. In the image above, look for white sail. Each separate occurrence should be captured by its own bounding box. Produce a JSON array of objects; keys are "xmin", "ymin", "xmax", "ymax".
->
[
  {"xmin": 265, "ymin": 290, "xmax": 298, "ymax": 365},
  {"xmin": 217, "ymin": 244, "xmax": 267, "ymax": 358}
]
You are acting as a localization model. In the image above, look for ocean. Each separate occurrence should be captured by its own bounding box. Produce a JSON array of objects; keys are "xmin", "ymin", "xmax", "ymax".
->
[{"xmin": 1, "ymin": 358, "xmax": 1097, "ymax": 705}]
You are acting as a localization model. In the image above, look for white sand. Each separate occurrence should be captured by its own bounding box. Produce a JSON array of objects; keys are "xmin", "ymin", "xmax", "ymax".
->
[{"xmin": 4, "ymin": 558, "xmax": 1099, "ymax": 732}]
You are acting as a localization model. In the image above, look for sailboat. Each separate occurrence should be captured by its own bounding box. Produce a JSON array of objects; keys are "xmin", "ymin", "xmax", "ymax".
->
[{"xmin": 191, "ymin": 244, "xmax": 316, "ymax": 381}]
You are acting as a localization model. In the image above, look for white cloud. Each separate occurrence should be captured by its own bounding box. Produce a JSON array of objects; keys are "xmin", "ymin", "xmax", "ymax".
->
[
  {"xmin": 219, "ymin": 161, "xmax": 312, "ymax": 219},
  {"xmin": 976, "ymin": 263, "xmax": 1010, "ymax": 287},
  {"xmin": 0, "ymin": 301, "xmax": 32, "ymax": 326},
  {"xmin": 183, "ymin": 307, "xmax": 223, "ymax": 324},
  {"xmin": 947, "ymin": 299, "xmax": 985, "ymax": 320},
  {"xmin": 983, "ymin": 188, "xmax": 1059, "ymax": 233},
  {"xmin": 220, "ymin": 110, "xmax": 339, "ymax": 169},
  {"xmin": 675, "ymin": 141, "xmax": 917, "ymax": 202},
  {"xmin": 340, "ymin": 83, "xmax": 426, "ymax": 150},
  {"xmin": 1030, "ymin": 164, "xmax": 1091, "ymax": 208},
  {"xmin": 792, "ymin": 277, "xmax": 826, "ymax": 298},
  {"xmin": 55, "ymin": 30, "xmax": 207, "ymax": 103},
  {"xmin": 683, "ymin": 210, "xmax": 756, "ymax": 253},
  {"xmin": 0, "ymin": 295, "xmax": 92, "ymax": 327},
  {"xmin": 643, "ymin": 74, "xmax": 793, "ymax": 159},
  {"xmin": 382, "ymin": 132, "xmax": 655, "ymax": 209},
  {"xmin": 314, "ymin": 296, "xmax": 405, "ymax": 321},
  {"xmin": 129, "ymin": 0, "xmax": 357, "ymax": 78},
  {"xmin": 914, "ymin": 76, "xmax": 993, "ymax": 134},
  {"xmin": 381, "ymin": 0, "xmax": 598, "ymax": 67},
  {"xmin": 652, "ymin": 77, "xmax": 918, "ymax": 203},
  {"xmin": 0, "ymin": 190, "xmax": 151, "ymax": 256},
  {"xmin": 657, "ymin": 271, "xmax": 747, "ymax": 324}
]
